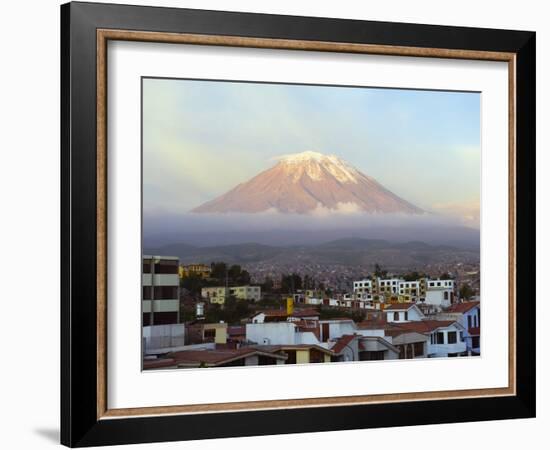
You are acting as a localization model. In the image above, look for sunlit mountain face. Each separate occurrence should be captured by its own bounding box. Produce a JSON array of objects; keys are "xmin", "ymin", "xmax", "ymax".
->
[{"xmin": 191, "ymin": 151, "xmax": 423, "ymax": 215}]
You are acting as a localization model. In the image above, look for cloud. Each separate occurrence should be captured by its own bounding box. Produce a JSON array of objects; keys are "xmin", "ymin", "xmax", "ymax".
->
[
  {"xmin": 310, "ymin": 202, "xmax": 363, "ymax": 216},
  {"xmin": 430, "ymin": 200, "xmax": 480, "ymax": 228}
]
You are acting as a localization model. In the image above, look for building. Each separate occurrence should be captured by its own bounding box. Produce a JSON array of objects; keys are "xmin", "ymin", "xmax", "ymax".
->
[
  {"xmin": 353, "ymin": 279, "xmax": 373, "ymax": 299},
  {"xmin": 384, "ymin": 303, "xmax": 425, "ymax": 323},
  {"xmin": 352, "ymin": 276, "xmax": 457, "ymax": 307},
  {"xmin": 388, "ymin": 320, "xmax": 467, "ymax": 357},
  {"xmin": 250, "ymin": 308, "xmax": 320, "ymax": 324},
  {"xmin": 179, "ymin": 263, "xmax": 211, "ymax": 279},
  {"xmin": 230, "ymin": 285, "xmax": 261, "ymax": 302},
  {"xmin": 442, "ymin": 301, "xmax": 481, "ymax": 355},
  {"xmin": 186, "ymin": 322, "xmax": 228, "ymax": 345},
  {"xmin": 144, "ymin": 347, "xmax": 288, "ymax": 369},
  {"xmin": 201, "ymin": 286, "xmax": 228, "ymax": 304},
  {"xmin": 142, "ymin": 255, "xmax": 180, "ymax": 326},
  {"xmin": 398, "ymin": 280, "xmax": 422, "ymax": 302},
  {"xmin": 201, "ymin": 285, "xmax": 261, "ymax": 304},
  {"xmin": 424, "ymin": 279, "xmax": 455, "ymax": 307},
  {"xmin": 143, "ymin": 323, "xmax": 186, "ymax": 355}
]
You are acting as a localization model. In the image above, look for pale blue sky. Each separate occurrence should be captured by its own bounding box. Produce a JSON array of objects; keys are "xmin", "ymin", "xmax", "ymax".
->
[{"xmin": 143, "ymin": 77, "xmax": 480, "ymax": 224}]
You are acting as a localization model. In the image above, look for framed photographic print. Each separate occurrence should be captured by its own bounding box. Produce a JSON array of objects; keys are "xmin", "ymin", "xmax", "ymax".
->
[{"xmin": 60, "ymin": 1, "xmax": 536, "ymax": 447}]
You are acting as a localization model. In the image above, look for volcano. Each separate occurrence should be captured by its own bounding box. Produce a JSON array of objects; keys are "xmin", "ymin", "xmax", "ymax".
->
[{"xmin": 191, "ymin": 151, "xmax": 422, "ymax": 214}]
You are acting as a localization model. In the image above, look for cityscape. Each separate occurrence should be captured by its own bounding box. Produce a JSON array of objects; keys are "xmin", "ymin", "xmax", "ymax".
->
[
  {"xmin": 141, "ymin": 78, "xmax": 481, "ymax": 370},
  {"xmin": 142, "ymin": 256, "xmax": 480, "ymax": 369}
]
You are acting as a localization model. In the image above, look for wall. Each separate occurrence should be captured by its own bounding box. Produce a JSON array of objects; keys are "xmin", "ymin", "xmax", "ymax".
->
[
  {"xmin": 0, "ymin": 0, "xmax": 547, "ymax": 449},
  {"xmin": 246, "ymin": 322, "xmax": 297, "ymax": 345}
]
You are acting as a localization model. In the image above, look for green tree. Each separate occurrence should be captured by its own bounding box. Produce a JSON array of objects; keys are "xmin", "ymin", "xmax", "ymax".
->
[
  {"xmin": 281, "ymin": 273, "xmax": 302, "ymax": 293},
  {"xmin": 374, "ymin": 263, "xmax": 387, "ymax": 278},
  {"xmin": 403, "ymin": 271, "xmax": 425, "ymax": 281},
  {"xmin": 210, "ymin": 262, "xmax": 227, "ymax": 280},
  {"xmin": 459, "ymin": 284, "xmax": 475, "ymax": 300},
  {"xmin": 180, "ymin": 273, "xmax": 205, "ymax": 295},
  {"xmin": 261, "ymin": 277, "xmax": 274, "ymax": 292}
]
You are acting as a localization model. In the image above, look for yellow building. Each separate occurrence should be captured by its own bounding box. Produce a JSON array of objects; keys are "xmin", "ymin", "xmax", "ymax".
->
[
  {"xmin": 202, "ymin": 323, "xmax": 228, "ymax": 344},
  {"xmin": 179, "ymin": 263, "xmax": 212, "ymax": 279},
  {"xmin": 201, "ymin": 285, "xmax": 261, "ymax": 304},
  {"xmin": 201, "ymin": 287, "xmax": 229, "ymax": 304}
]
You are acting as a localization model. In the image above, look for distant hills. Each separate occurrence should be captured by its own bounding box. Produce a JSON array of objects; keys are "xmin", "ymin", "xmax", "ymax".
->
[{"xmin": 144, "ymin": 238, "xmax": 479, "ymax": 269}]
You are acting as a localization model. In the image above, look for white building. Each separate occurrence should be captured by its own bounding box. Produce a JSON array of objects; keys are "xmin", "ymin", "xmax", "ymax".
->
[
  {"xmin": 143, "ymin": 323, "xmax": 185, "ymax": 354},
  {"xmin": 142, "ymin": 255, "xmax": 180, "ymax": 326},
  {"xmin": 377, "ymin": 278, "xmax": 401, "ymax": 296},
  {"xmin": 425, "ymin": 279, "xmax": 455, "ymax": 307},
  {"xmin": 398, "ymin": 280, "xmax": 422, "ymax": 302},
  {"xmin": 384, "ymin": 303, "xmax": 425, "ymax": 323},
  {"xmin": 353, "ymin": 279, "xmax": 373, "ymax": 296},
  {"xmin": 439, "ymin": 301, "xmax": 481, "ymax": 355}
]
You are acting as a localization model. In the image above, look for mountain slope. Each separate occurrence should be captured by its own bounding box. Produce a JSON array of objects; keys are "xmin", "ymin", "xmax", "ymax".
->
[{"xmin": 191, "ymin": 151, "xmax": 422, "ymax": 214}]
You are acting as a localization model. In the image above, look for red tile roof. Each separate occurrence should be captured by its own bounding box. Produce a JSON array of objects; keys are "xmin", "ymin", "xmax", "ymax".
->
[
  {"xmin": 332, "ymin": 335, "xmax": 356, "ymax": 354},
  {"xmin": 357, "ymin": 319, "xmax": 387, "ymax": 329},
  {"xmin": 167, "ymin": 347, "xmax": 286, "ymax": 367},
  {"xmin": 446, "ymin": 301, "xmax": 480, "ymax": 313},
  {"xmin": 143, "ymin": 358, "xmax": 177, "ymax": 369},
  {"xmin": 385, "ymin": 320, "xmax": 459, "ymax": 335},
  {"xmin": 292, "ymin": 309, "xmax": 320, "ymax": 317}
]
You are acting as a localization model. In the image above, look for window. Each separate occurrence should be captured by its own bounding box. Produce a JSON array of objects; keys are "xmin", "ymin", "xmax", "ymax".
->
[
  {"xmin": 436, "ymin": 332, "xmax": 444, "ymax": 344},
  {"xmin": 393, "ymin": 312, "xmax": 399, "ymax": 321},
  {"xmin": 153, "ymin": 286, "xmax": 178, "ymax": 299},
  {"xmin": 472, "ymin": 336, "xmax": 480, "ymax": 348},
  {"xmin": 448, "ymin": 331, "xmax": 457, "ymax": 344},
  {"xmin": 404, "ymin": 311, "xmax": 408, "ymax": 321},
  {"xmin": 467, "ymin": 315, "xmax": 472, "ymax": 329},
  {"xmin": 444, "ymin": 291, "xmax": 449, "ymax": 300},
  {"xmin": 460, "ymin": 331, "xmax": 464, "ymax": 341},
  {"xmin": 437, "ymin": 282, "xmax": 441, "ymax": 286},
  {"xmin": 142, "ymin": 286, "xmax": 151, "ymax": 300},
  {"xmin": 142, "ymin": 258, "xmax": 152, "ymax": 273},
  {"xmin": 154, "ymin": 259, "xmax": 179, "ymax": 274}
]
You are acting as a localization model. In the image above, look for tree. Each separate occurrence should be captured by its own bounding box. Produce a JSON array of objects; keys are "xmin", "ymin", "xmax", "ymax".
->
[
  {"xmin": 281, "ymin": 273, "xmax": 302, "ymax": 293},
  {"xmin": 228, "ymin": 264, "xmax": 242, "ymax": 280},
  {"xmin": 374, "ymin": 263, "xmax": 387, "ymax": 278},
  {"xmin": 403, "ymin": 271, "xmax": 423, "ymax": 281},
  {"xmin": 261, "ymin": 277, "xmax": 274, "ymax": 292},
  {"xmin": 210, "ymin": 262, "xmax": 227, "ymax": 280},
  {"xmin": 459, "ymin": 284, "xmax": 475, "ymax": 300},
  {"xmin": 238, "ymin": 269, "xmax": 251, "ymax": 285},
  {"xmin": 180, "ymin": 273, "xmax": 205, "ymax": 295},
  {"xmin": 439, "ymin": 272, "xmax": 453, "ymax": 280},
  {"xmin": 303, "ymin": 274, "xmax": 315, "ymax": 290}
]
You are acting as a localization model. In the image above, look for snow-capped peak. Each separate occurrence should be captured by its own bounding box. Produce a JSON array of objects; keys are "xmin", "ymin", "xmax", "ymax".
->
[
  {"xmin": 278, "ymin": 150, "xmax": 327, "ymax": 163},
  {"xmin": 277, "ymin": 151, "xmax": 359, "ymax": 184}
]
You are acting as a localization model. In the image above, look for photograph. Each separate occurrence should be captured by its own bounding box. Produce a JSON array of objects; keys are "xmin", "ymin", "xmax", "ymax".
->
[{"xmin": 141, "ymin": 77, "xmax": 482, "ymax": 370}]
